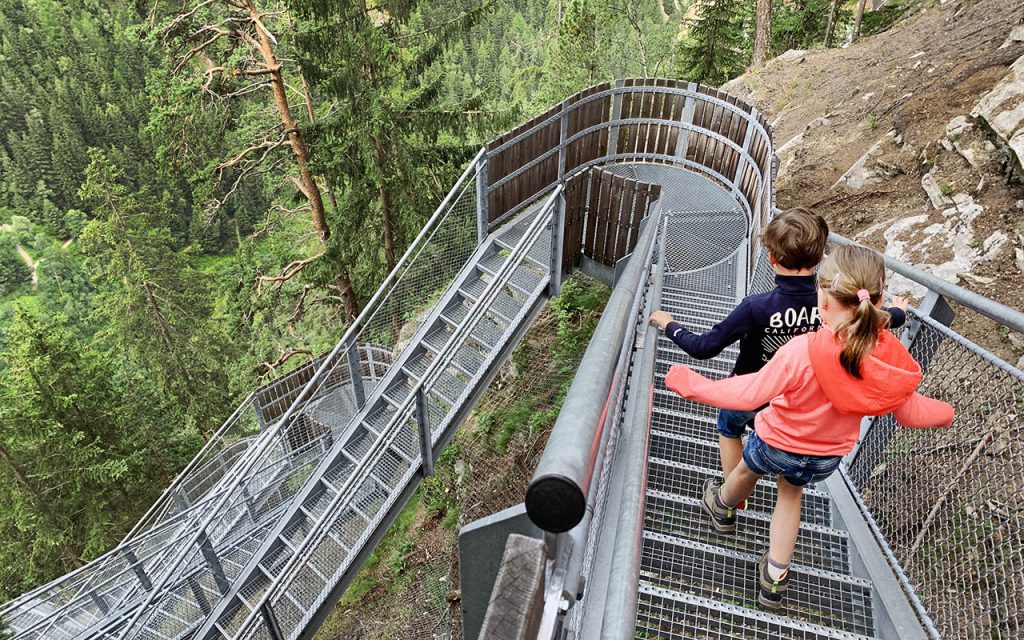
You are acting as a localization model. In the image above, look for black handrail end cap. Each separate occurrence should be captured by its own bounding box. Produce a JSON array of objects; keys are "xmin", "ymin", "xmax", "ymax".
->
[{"xmin": 525, "ymin": 474, "xmax": 586, "ymax": 533}]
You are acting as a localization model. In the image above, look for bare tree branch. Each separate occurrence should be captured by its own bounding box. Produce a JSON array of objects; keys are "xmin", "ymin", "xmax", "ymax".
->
[
  {"xmin": 258, "ymin": 348, "xmax": 314, "ymax": 377},
  {"xmin": 256, "ymin": 252, "xmax": 325, "ymax": 294}
]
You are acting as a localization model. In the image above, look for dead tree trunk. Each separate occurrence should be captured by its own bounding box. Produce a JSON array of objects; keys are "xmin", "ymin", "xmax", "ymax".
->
[
  {"xmin": 752, "ymin": 0, "xmax": 773, "ymax": 67},
  {"xmin": 246, "ymin": 0, "xmax": 330, "ymax": 243},
  {"xmin": 852, "ymin": 0, "xmax": 867, "ymax": 42},
  {"xmin": 824, "ymin": 0, "xmax": 842, "ymax": 48}
]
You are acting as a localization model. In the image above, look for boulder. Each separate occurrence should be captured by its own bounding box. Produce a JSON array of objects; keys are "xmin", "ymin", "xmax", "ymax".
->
[
  {"xmin": 944, "ymin": 115, "xmax": 1000, "ymax": 169},
  {"xmin": 1000, "ymin": 25, "xmax": 1024, "ymax": 49},
  {"xmin": 775, "ymin": 49, "xmax": 807, "ymax": 64},
  {"xmin": 921, "ymin": 170, "xmax": 954, "ymax": 209},
  {"xmin": 971, "ymin": 54, "xmax": 1024, "ymax": 174},
  {"xmin": 831, "ymin": 132, "xmax": 898, "ymax": 193}
]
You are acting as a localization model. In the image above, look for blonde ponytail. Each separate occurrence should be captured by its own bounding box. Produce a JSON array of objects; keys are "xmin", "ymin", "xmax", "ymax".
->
[{"xmin": 817, "ymin": 245, "xmax": 891, "ymax": 378}]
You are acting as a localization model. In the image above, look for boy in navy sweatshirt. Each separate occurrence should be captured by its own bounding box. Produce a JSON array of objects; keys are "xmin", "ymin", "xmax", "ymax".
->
[{"xmin": 649, "ymin": 208, "xmax": 908, "ymax": 482}]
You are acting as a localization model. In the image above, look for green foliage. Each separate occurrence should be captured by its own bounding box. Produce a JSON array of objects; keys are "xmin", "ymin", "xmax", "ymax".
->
[
  {"xmin": 0, "ymin": 299, "xmax": 200, "ymax": 599},
  {"xmin": 79, "ymin": 150, "xmax": 234, "ymax": 436},
  {"xmin": 771, "ymin": 0, "xmax": 834, "ymax": 54},
  {"xmin": 861, "ymin": 0, "xmax": 922, "ymax": 38},
  {"xmin": 0, "ymin": 229, "xmax": 31, "ymax": 297},
  {"xmin": 677, "ymin": 0, "xmax": 753, "ymax": 86}
]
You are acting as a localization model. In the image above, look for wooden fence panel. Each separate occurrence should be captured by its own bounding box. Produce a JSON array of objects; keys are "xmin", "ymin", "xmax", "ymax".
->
[
  {"xmin": 562, "ymin": 172, "xmax": 589, "ymax": 271},
  {"xmin": 486, "ymin": 103, "xmax": 561, "ymax": 224},
  {"xmin": 565, "ymin": 82, "xmax": 612, "ymax": 177},
  {"xmin": 574, "ymin": 167, "xmax": 663, "ymax": 268}
]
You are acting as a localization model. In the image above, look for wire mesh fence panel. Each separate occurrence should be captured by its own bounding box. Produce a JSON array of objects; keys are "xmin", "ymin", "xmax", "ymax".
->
[
  {"xmin": 83, "ymin": 164, "xmax": 483, "ymax": 640},
  {"xmin": 847, "ymin": 310, "xmax": 1024, "ymax": 640}
]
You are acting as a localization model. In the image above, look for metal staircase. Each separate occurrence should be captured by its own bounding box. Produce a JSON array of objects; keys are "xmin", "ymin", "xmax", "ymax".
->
[
  {"xmin": 178, "ymin": 195, "xmax": 558, "ymax": 640},
  {"xmin": 0, "ymin": 153, "xmax": 564, "ymax": 640},
  {"xmin": 10, "ymin": 80, "xmax": 1024, "ymax": 640},
  {"xmin": 636, "ymin": 257, "xmax": 876, "ymax": 639}
]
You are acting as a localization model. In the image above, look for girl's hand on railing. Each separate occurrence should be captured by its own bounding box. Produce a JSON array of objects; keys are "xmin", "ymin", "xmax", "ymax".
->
[{"xmin": 649, "ymin": 310, "xmax": 674, "ymax": 330}]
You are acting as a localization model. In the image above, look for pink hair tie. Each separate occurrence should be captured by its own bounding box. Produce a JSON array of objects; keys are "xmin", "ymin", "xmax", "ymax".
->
[{"xmin": 857, "ymin": 289, "xmax": 871, "ymax": 302}]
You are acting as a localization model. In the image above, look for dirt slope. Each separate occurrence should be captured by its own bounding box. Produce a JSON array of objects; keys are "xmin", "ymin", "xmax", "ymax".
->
[{"xmin": 724, "ymin": 0, "xmax": 1024, "ymax": 359}]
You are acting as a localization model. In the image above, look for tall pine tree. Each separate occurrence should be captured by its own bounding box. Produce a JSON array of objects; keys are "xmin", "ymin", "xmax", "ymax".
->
[{"xmin": 677, "ymin": 0, "xmax": 752, "ymax": 86}]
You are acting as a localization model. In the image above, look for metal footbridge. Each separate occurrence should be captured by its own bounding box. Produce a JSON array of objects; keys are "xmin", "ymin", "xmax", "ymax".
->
[{"xmin": 3, "ymin": 80, "xmax": 1023, "ymax": 640}]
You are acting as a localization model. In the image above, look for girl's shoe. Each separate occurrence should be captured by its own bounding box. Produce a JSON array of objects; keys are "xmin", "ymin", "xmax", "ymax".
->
[
  {"xmin": 757, "ymin": 552, "xmax": 790, "ymax": 610},
  {"xmin": 700, "ymin": 477, "xmax": 736, "ymax": 533}
]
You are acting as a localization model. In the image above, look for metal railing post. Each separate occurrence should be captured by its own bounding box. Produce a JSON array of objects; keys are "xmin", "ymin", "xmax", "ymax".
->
[
  {"xmin": 260, "ymin": 602, "xmax": 287, "ymax": 640},
  {"xmin": 197, "ymin": 530, "xmax": 231, "ymax": 595},
  {"xmin": 674, "ymin": 82, "xmax": 697, "ymax": 161},
  {"xmin": 607, "ymin": 80, "xmax": 624, "ymax": 157},
  {"xmin": 88, "ymin": 590, "xmax": 109, "ymax": 615},
  {"xmin": 415, "ymin": 386, "xmax": 434, "ymax": 477},
  {"xmin": 346, "ymin": 338, "xmax": 366, "ymax": 408},
  {"xmin": 187, "ymin": 575, "xmax": 212, "ymax": 615},
  {"xmin": 901, "ymin": 290, "xmax": 955, "ymax": 358},
  {"xmin": 558, "ymin": 99, "xmax": 570, "ymax": 181},
  {"xmin": 549, "ymin": 194, "xmax": 566, "ymax": 297},
  {"xmin": 122, "ymin": 547, "xmax": 152, "ymax": 592},
  {"xmin": 476, "ymin": 151, "xmax": 490, "ymax": 241}
]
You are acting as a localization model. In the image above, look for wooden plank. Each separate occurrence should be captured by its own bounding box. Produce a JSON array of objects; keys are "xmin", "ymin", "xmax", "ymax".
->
[
  {"xmin": 592, "ymin": 168, "xmax": 613, "ymax": 264},
  {"xmin": 616, "ymin": 177, "xmax": 638, "ymax": 263},
  {"xmin": 601, "ymin": 173, "xmax": 624, "ymax": 266},
  {"xmin": 477, "ymin": 534, "xmax": 546, "ymax": 640},
  {"xmin": 583, "ymin": 167, "xmax": 601, "ymax": 257},
  {"xmin": 563, "ymin": 173, "xmax": 587, "ymax": 270}
]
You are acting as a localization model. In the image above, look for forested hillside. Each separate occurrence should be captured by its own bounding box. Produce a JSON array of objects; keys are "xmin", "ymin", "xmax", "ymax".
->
[{"xmin": 0, "ymin": 0, "xmax": 912, "ymax": 606}]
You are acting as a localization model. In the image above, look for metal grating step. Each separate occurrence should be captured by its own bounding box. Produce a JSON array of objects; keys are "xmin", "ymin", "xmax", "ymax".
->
[
  {"xmin": 656, "ymin": 337, "xmax": 740, "ymax": 363},
  {"xmin": 653, "ymin": 400, "xmax": 721, "ymax": 427},
  {"xmin": 643, "ymin": 491, "xmax": 850, "ymax": 573},
  {"xmin": 494, "ymin": 223, "xmax": 549, "ymax": 269},
  {"xmin": 645, "ymin": 459, "xmax": 832, "ymax": 527},
  {"xmin": 639, "ymin": 534, "xmax": 873, "ymax": 636},
  {"xmin": 649, "ymin": 429, "xmax": 726, "ymax": 471},
  {"xmin": 476, "ymin": 252, "xmax": 544, "ymax": 296},
  {"xmin": 654, "ymin": 357, "xmax": 730, "ymax": 384},
  {"xmin": 636, "ymin": 586, "xmax": 873, "ymax": 640},
  {"xmin": 459, "ymin": 279, "xmax": 525, "ymax": 325},
  {"xmin": 663, "ymin": 260, "xmax": 740, "ymax": 297},
  {"xmin": 661, "ymin": 286, "xmax": 737, "ymax": 305},
  {"xmin": 658, "ymin": 292, "xmax": 736, "ymax": 316},
  {"xmin": 651, "ymin": 407, "xmax": 719, "ymax": 442},
  {"xmin": 440, "ymin": 301, "xmax": 506, "ymax": 351},
  {"xmin": 655, "ymin": 387, "xmax": 738, "ymax": 417}
]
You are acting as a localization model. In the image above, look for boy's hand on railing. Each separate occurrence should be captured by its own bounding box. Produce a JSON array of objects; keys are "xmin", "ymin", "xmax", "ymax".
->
[
  {"xmin": 888, "ymin": 295, "xmax": 910, "ymax": 313},
  {"xmin": 649, "ymin": 310, "xmax": 674, "ymax": 330}
]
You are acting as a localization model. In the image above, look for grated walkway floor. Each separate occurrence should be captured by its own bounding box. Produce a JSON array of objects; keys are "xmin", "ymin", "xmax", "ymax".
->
[{"xmin": 620, "ymin": 164, "xmax": 877, "ymax": 639}]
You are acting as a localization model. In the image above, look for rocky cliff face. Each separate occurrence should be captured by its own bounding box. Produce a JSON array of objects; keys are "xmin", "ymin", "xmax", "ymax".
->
[{"xmin": 723, "ymin": 0, "xmax": 1024, "ymax": 361}]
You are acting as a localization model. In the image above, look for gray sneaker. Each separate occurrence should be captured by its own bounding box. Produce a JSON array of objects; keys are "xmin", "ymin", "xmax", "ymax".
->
[
  {"xmin": 701, "ymin": 477, "xmax": 736, "ymax": 533},
  {"xmin": 757, "ymin": 552, "xmax": 790, "ymax": 610}
]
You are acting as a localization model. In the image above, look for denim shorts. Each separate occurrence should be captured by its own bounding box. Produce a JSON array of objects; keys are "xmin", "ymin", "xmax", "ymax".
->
[
  {"xmin": 716, "ymin": 408, "xmax": 757, "ymax": 439},
  {"xmin": 743, "ymin": 432, "xmax": 842, "ymax": 487}
]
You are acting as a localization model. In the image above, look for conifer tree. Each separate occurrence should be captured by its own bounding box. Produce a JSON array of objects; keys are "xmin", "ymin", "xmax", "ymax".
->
[
  {"xmin": 677, "ymin": 0, "xmax": 752, "ymax": 86},
  {"xmin": 79, "ymin": 150, "xmax": 231, "ymax": 439},
  {"xmin": 286, "ymin": 0, "xmax": 483, "ymax": 300}
]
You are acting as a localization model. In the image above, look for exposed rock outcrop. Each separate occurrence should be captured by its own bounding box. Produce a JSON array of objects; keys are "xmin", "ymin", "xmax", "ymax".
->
[{"xmin": 971, "ymin": 53, "xmax": 1024, "ymax": 174}]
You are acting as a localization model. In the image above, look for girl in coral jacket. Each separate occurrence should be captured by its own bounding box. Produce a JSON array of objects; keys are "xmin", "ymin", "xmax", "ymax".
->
[{"xmin": 665, "ymin": 244, "xmax": 954, "ymax": 610}]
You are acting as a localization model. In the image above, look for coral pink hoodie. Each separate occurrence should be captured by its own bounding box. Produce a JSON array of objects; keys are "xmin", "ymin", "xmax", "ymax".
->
[{"xmin": 664, "ymin": 326, "xmax": 954, "ymax": 456}]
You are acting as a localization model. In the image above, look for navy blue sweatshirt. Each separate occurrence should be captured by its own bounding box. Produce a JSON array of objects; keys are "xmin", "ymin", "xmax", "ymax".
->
[{"xmin": 664, "ymin": 274, "xmax": 907, "ymax": 376}]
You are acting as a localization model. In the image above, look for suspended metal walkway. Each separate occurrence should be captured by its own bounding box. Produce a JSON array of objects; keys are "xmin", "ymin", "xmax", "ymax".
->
[{"xmin": 4, "ymin": 80, "xmax": 1024, "ymax": 640}]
